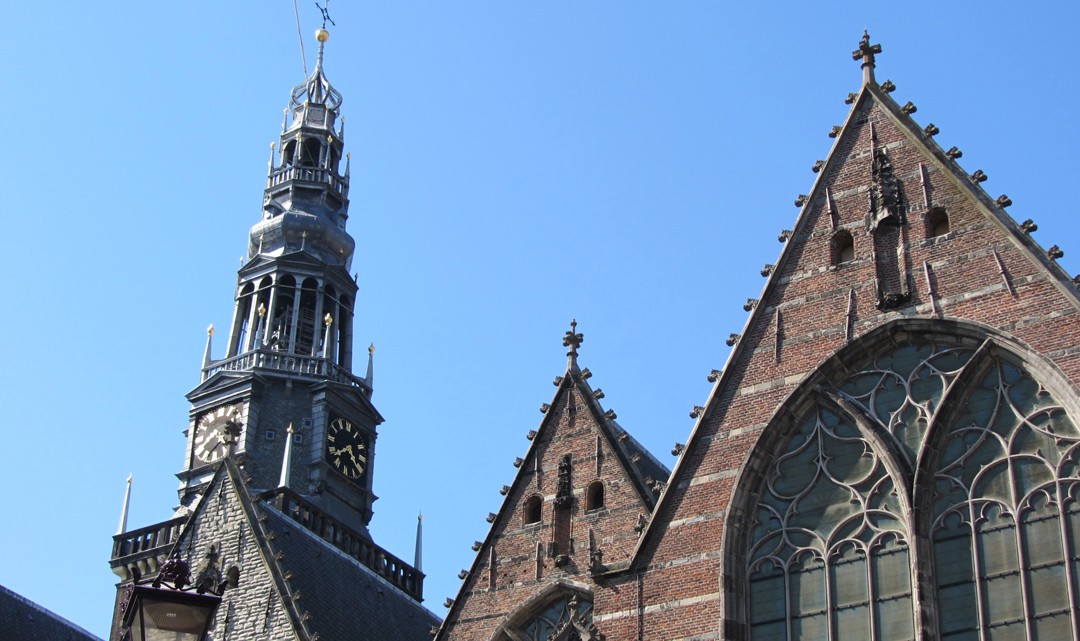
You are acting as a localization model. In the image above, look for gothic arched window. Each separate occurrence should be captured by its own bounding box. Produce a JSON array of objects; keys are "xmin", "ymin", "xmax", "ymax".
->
[
  {"xmin": 926, "ymin": 358, "xmax": 1079, "ymax": 640},
  {"xmin": 493, "ymin": 588, "xmax": 601, "ymax": 641},
  {"xmin": 730, "ymin": 321, "xmax": 1080, "ymax": 641},
  {"xmin": 746, "ymin": 402, "xmax": 913, "ymax": 640}
]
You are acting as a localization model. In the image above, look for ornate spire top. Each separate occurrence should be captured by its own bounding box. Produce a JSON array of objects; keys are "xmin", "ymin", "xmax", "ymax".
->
[
  {"xmin": 563, "ymin": 319, "xmax": 584, "ymax": 357},
  {"xmin": 290, "ymin": 1, "xmax": 342, "ymax": 111},
  {"xmin": 852, "ymin": 30, "xmax": 882, "ymax": 86}
]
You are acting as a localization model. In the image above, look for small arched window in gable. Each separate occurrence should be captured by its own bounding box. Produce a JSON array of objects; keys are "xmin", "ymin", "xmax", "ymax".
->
[
  {"xmin": 524, "ymin": 495, "xmax": 542, "ymax": 525},
  {"xmin": 831, "ymin": 230, "xmax": 855, "ymax": 265},
  {"xmin": 926, "ymin": 207, "xmax": 950, "ymax": 238},
  {"xmin": 586, "ymin": 481, "xmax": 605, "ymax": 511}
]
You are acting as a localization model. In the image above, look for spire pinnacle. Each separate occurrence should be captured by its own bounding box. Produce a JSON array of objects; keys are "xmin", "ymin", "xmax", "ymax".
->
[
  {"xmin": 289, "ymin": 1, "xmax": 342, "ymax": 111},
  {"xmin": 414, "ymin": 513, "xmax": 423, "ymax": 572},
  {"xmin": 202, "ymin": 324, "xmax": 214, "ymax": 372},
  {"xmin": 314, "ymin": 1, "xmax": 335, "ymax": 70},
  {"xmin": 365, "ymin": 343, "xmax": 375, "ymax": 397},
  {"xmin": 117, "ymin": 474, "xmax": 132, "ymax": 535},
  {"xmin": 852, "ymin": 30, "xmax": 882, "ymax": 86},
  {"xmin": 563, "ymin": 319, "xmax": 584, "ymax": 372},
  {"xmin": 279, "ymin": 423, "xmax": 295, "ymax": 488}
]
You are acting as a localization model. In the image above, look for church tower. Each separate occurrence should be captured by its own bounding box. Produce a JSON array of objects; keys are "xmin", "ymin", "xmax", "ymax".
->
[
  {"xmin": 179, "ymin": 26, "xmax": 378, "ymax": 533},
  {"xmin": 109, "ymin": 22, "xmax": 439, "ymax": 641}
]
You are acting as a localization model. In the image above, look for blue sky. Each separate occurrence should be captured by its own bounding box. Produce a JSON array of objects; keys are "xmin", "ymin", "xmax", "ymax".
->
[{"xmin": 2, "ymin": 2, "xmax": 1077, "ymax": 637}]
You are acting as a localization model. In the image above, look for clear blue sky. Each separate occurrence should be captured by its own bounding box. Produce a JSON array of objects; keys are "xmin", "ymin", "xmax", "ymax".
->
[{"xmin": 1, "ymin": 2, "xmax": 1077, "ymax": 638}]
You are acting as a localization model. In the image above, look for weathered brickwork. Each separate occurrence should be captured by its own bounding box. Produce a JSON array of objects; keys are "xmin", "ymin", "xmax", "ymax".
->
[
  {"xmin": 438, "ymin": 355, "xmax": 667, "ymax": 640},
  {"xmin": 439, "ymin": 65, "xmax": 1080, "ymax": 641}
]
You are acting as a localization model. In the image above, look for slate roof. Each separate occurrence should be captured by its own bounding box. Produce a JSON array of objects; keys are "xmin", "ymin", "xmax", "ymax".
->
[
  {"xmin": 172, "ymin": 461, "xmax": 439, "ymax": 641},
  {"xmin": 259, "ymin": 505, "xmax": 440, "ymax": 641},
  {"xmin": 0, "ymin": 583, "xmax": 102, "ymax": 641}
]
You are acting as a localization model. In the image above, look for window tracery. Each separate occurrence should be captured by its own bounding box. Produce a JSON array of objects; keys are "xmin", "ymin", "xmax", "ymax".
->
[
  {"xmin": 496, "ymin": 593, "xmax": 602, "ymax": 641},
  {"xmin": 735, "ymin": 324, "xmax": 1080, "ymax": 641}
]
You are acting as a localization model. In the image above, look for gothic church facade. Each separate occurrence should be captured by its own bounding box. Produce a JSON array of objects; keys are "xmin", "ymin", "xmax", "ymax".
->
[
  {"xmin": 108, "ymin": 31, "xmax": 1080, "ymax": 641},
  {"xmin": 436, "ymin": 34, "xmax": 1080, "ymax": 641}
]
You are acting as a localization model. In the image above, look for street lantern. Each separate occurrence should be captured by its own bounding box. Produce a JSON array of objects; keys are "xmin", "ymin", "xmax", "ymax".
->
[
  {"xmin": 121, "ymin": 550, "xmax": 223, "ymax": 641},
  {"xmin": 123, "ymin": 585, "xmax": 220, "ymax": 641}
]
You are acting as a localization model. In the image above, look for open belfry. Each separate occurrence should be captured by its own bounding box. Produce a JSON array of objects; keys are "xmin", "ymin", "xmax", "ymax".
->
[{"xmin": 107, "ymin": 21, "xmax": 1080, "ymax": 641}]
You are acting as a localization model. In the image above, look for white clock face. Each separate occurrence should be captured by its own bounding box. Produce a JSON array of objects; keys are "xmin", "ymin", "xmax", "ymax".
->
[{"xmin": 194, "ymin": 404, "xmax": 244, "ymax": 464}]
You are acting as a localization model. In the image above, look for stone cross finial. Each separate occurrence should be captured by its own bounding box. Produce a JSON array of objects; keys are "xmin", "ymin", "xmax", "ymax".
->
[
  {"xmin": 852, "ymin": 30, "xmax": 882, "ymax": 85},
  {"xmin": 563, "ymin": 319, "xmax": 584, "ymax": 355}
]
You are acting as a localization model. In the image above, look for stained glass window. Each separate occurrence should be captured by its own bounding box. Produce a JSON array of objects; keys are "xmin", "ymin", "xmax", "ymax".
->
[{"xmin": 741, "ymin": 328, "xmax": 1079, "ymax": 641}]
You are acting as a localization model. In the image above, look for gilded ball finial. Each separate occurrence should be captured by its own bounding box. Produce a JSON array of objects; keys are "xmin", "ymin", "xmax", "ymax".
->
[{"xmin": 316, "ymin": 28, "xmax": 330, "ymax": 43}]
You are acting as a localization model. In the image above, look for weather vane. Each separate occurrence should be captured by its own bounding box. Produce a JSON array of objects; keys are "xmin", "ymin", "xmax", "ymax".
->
[{"xmin": 316, "ymin": 1, "xmax": 335, "ymax": 29}]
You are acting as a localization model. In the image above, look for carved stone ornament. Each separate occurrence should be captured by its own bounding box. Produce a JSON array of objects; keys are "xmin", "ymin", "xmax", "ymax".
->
[
  {"xmin": 866, "ymin": 147, "xmax": 905, "ymax": 232},
  {"xmin": 549, "ymin": 596, "xmax": 606, "ymax": 641},
  {"xmin": 555, "ymin": 454, "xmax": 572, "ymax": 507}
]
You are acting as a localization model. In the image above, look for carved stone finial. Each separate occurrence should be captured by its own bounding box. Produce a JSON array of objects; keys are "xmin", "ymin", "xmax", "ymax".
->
[
  {"xmin": 513, "ymin": 457, "xmax": 524, "ymax": 468},
  {"xmin": 500, "ymin": 485, "xmax": 510, "ymax": 495},
  {"xmin": 901, "ymin": 101, "xmax": 917, "ymax": 115},
  {"xmin": 829, "ymin": 125, "xmax": 843, "ymax": 138},
  {"xmin": 592, "ymin": 389, "xmax": 605, "ymax": 400},
  {"xmin": 690, "ymin": 405, "xmax": 705, "ymax": 419},
  {"xmin": 779, "ymin": 229, "xmax": 793, "ymax": 242},
  {"xmin": 881, "ymin": 80, "xmax": 896, "ymax": 93},
  {"xmin": 996, "ymin": 194, "xmax": 1013, "ymax": 208},
  {"xmin": 761, "ymin": 264, "xmax": 775, "ymax": 277},
  {"xmin": 795, "ymin": 194, "xmax": 809, "ymax": 207},
  {"xmin": 726, "ymin": 333, "xmax": 741, "ymax": 347},
  {"xmin": 946, "ymin": 146, "xmax": 963, "ymax": 160},
  {"xmin": 852, "ymin": 30, "xmax": 882, "ymax": 85},
  {"xmin": 1020, "ymin": 219, "xmax": 1038, "ymax": 234},
  {"xmin": 1048, "ymin": 245, "xmax": 1064, "ymax": 260},
  {"xmin": 844, "ymin": 92, "xmax": 858, "ymax": 105},
  {"xmin": 743, "ymin": 298, "xmax": 758, "ymax": 312},
  {"xmin": 970, "ymin": 169, "xmax": 987, "ymax": 183},
  {"xmin": 924, "ymin": 123, "xmax": 939, "ymax": 136},
  {"xmin": 707, "ymin": 369, "xmax": 722, "ymax": 382},
  {"xmin": 671, "ymin": 442, "xmax": 685, "ymax": 456},
  {"xmin": 563, "ymin": 319, "xmax": 583, "ymax": 355}
]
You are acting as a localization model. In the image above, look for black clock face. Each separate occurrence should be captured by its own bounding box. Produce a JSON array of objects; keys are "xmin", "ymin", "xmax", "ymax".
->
[
  {"xmin": 326, "ymin": 417, "xmax": 368, "ymax": 480},
  {"xmin": 194, "ymin": 404, "xmax": 243, "ymax": 464}
]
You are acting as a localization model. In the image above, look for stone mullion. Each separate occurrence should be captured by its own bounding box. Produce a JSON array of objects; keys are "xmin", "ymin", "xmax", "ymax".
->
[
  {"xmin": 263, "ymin": 277, "xmax": 280, "ymax": 347},
  {"xmin": 243, "ymin": 288, "xmax": 261, "ymax": 353},
  {"xmin": 227, "ymin": 288, "xmax": 248, "ymax": 357},
  {"xmin": 287, "ymin": 281, "xmax": 302, "ymax": 355},
  {"xmin": 1055, "ymin": 478, "xmax": 1080, "ymax": 641},
  {"xmin": 311, "ymin": 282, "xmax": 325, "ymax": 357}
]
